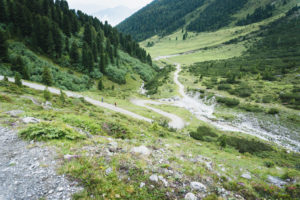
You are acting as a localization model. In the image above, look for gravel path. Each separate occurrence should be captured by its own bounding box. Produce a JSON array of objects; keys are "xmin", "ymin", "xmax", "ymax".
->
[
  {"xmin": 131, "ymin": 99, "xmax": 185, "ymax": 129},
  {"xmin": 0, "ymin": 126, "xmax": 82, "ymax": 200},
  {"xmin": 0, "ymin": 75, "xmax": 152, "ymax": 123}
]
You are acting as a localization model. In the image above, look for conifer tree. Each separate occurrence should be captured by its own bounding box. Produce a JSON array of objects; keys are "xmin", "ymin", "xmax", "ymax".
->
[
  {"xmin": 83, "ymin": 24, "xmax": 92, "ymax": 45},
  {"xmin": 0, "ymin": 30, "xmax": 8, "ymax": 61},
  {"xmin": 15, "ymin": 72, "xmax": 22, "ymax": 87},
  {"xmin": 82, "ymin": 43, "xmax": 94, "ymax": 72},
  {"xmin": 42, "ymin": 67, "xmax": 53, "ymax": 86},
  {"xmin": 59, "ymin": 89, "xmax": 66, "ymax": 104},
  {"xmin": 0, "ymin": 0, "xmax": 7, "ymax": 22},
  {"xmin": 70, "ymin": 42, "xmax": 80, "ymax": 64},
  {"xmin": 97, "ymin": 79, "xmax": 104, "ymax": 90}
]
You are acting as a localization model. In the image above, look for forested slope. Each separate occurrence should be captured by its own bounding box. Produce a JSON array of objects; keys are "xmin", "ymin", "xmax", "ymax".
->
[{"xmin": 0, "ymin": 0, "xmax": 154, "ymax": 90}]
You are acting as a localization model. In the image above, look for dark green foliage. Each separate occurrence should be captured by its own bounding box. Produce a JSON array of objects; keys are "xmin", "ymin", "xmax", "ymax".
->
[
  {"xmin": 190, "ymin": 126, "xmax": 218, "ymax": 141},
  {"xmin": 70, "ymin": 42, "xmax": 80, "ymax": 64},
  {"xmin": 117, "ymin": 0, "xmax": 206, "ymax": 41},
  {"xmin": 14, "ymin": 72, "xmax": 22, "ymax": 86},
  {"xmin": 1, "ymin": 0, "xmax": 153, "ymax": 86},
  {"xmin": 103, "ymin": 122, "xmax": 132, "ymax": 139},
  {"xmin": 267, "ymin": 108, "xmax": 279, "ymax": 115},
  {"xmin": 231, "ymin": 83, "xmax": 253, "ymax": 97},
  {"xmin": 0, "ymin": 30, "xmax": 8, "ymax": 61},
  {"xmin": 217, "ymin": 84, "xmax": 232, "ymax": 91},
  {"xmin": 187, "ymin": 0, "xmax": 248, "ymax": 32},
  {"xmin": 216, "ymin": 97, "xmax": 240, "ymax": 107},
  {"xmin": 225, "ymin": 136, "xmax": 273, "ymax": 154},
  {"xmin": 43, "ymin": 87, "xmax": 52, "ymax": 101},
  {"xmin": 145, "ymin": 65, "xmax": 175, "ymax": 95},
  {"xmin": 239, "ymin": 104, "xmax": 264, "ymax": 112},
  {"xmin": 19, "ymin": 122, "xmax": 85, "ymax": 141},
  {"xmin": 218, "ymin": 135, "xmax": 227, "ymax": 148},
  {"xmin": 97, "ymin": 79, "xmax": 104, "ymax": 90},
  {"xmin": 42, "ymin": 67, "xmax": 53, "ymax": 86},
  {"xmin": 237, "ymin": 4, "xmax": 275, "ymax": 26},
  {"xmin": 264, "ymin": 161, "xmax": 275, "ymax": 168}
]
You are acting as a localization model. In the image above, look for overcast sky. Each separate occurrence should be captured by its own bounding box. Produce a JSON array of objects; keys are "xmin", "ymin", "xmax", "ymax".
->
[{"xmin": 67, "ymin": 0, "xmax": 153, "ymax": 14}]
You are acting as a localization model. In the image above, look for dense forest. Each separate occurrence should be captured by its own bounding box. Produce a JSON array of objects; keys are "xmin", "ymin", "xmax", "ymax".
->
[
  {"xmin": 189, "ymin": 7, "xmax": 300, "ymax": 109},
  {"xmin": 0, "ymin": 0, "xmax": 153, "ymax": 90},
  {"xmin": 186, "ymin": 0, "xmax": 248, "ymax": 32},
  {"xmin": 117, "ymin": 0, "xmax": 206, "ymax": 41}
]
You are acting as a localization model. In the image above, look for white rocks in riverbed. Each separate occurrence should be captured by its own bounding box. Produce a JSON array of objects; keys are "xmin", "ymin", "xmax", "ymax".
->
[
  {"xmin": 241, "ymin": 173, "xmax": 252, "ymax": 180},
  {"xmin": 185, "ymin": 192, "xmax": 197, "ymax": 200},
  {"xmin": 131, "ymin": 146, "xmax": 151, "ymax": 156},
  {"xmin": 149, "ymin": 174, "xmax": 159, "ymax": 182},
  {"xmin": 190, "ymin": 182, "xmax": 206, "ymax": 192}
]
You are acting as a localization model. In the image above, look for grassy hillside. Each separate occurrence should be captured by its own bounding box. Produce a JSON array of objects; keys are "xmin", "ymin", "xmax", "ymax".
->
[{"xmin": 1, "ymin": 77, "xmax": 300, "ymax": 200}]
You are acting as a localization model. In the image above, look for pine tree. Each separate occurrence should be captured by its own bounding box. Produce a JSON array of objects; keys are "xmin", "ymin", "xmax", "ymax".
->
[
  {"xmin": 99, "ymin": 53, "xmax": 106, "ymax": 74},
  {"xmin": 0, "ymin": 0, "xmax": 7, "ymax": 22},
  {"xmin": 97, "ymin": 79, "xmax": 104, "ymax": 90},
  {"xmin": 15, "ymin": 72, "xmax": 22, "ymax": 87},
  {"xmin": 12, "ymin": 56, "xmax": 24, "ymax": 73},
  {"xmin": 82, "ymin": 43, "xmax": 94, "ymax": 72},
  {"xmin": 42, "ymin": 67, "xmax": 53, "ymax": 86},
  {"xmin": 22, "ymin": 66, "xmax": 30, "ymax": 80},
  {"xmin": 83, "ymin": 24, "xmax": 92, "ymax": 45},
  {"xmin": 4, "ymin": 76, "xmax": 8, "ymax": 82},
  {"xmin": 0, "ymin": 30, "xmax": 8, "ymax": 61},
  {"xmin": 70, "ymin": 42, "xmax": 80, "ymax": 64},
  {"xmin": 46, "ymin": 31, "xmax": 55, "ymax": 56}
]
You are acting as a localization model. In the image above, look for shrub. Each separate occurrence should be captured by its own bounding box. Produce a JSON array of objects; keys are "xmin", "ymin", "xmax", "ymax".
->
[
  {"xmin": 264, "ymin": 161, "xmax": 275, "ymax": 168},
  {"xmin": 217, "ymin": 84, "xmax": 232, "ymax": 91},
  {"xmin": 19, "ymin": 122, "xmax": 85, "ymax": 141},
  {"xmin": 190, "ymin": 126, "xmax": 218, "ymax": 141},
  {"xmin": 43, "ymin": 87, "xmax": 52, "ymax": 101},
  {"xmin": 216, "ymin": 97, "xmax": 240, "ymax": 107},
  {"xmin": 233, "ymin": 84, "xmax": 253, "ymax": 97},
  {"xmin": 62, "ymin": 115, "xmax": 102, "ymax": 135},
  {"xmin": 262, "ymin": 95, "xmax": 273, "ymax": 103},
  {"xmin": 240, "ymin": 104, "xmax": 264, "ymax": 112},
  {"xmin": 102, "ymin": 122, "xmax": 132, "ymax": 139},
  {"xmin": 98, "ymin": 79, "xmax": 104, "ymax": 90},
  {"xmin": 225, "ymin": 136, "xmax": 273, "ymax": 154},
  {"xmin": 267, "ymin": 108, "xmax": 279, "ymax": 115},
  {"xmin": 14, "ymin": 72, "xmax": 22, "ymax": 87}
]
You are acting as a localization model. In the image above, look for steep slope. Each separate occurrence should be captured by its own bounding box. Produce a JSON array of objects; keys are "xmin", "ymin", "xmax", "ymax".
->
[
  {"xmin": 117, "ymin": 0, "xmax": 297, "ymax": 41},
  {"xmin": 0, "ymin": 0, "xmax": 154, "ymax": 90}
]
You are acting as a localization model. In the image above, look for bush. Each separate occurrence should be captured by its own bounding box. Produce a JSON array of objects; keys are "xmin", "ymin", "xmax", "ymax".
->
[
  {"xmin": 264, "ymin": 161, "xmax": 275, "ymax": 168},
  {"xmin": 43, "ymin": 87, "xmax": 52, "ymax": 101},
  {"xmin": 217, "ymin": 84, "xmax": 232, "ymax": 91},
  {"xmin": 190, "ymin": 126, "xmax": 218, "ymax": 141},
  {"xmin": 268, "ymin": 108, "xmax": 279, "ymax": 115},
  {"xmin": 105, "ymin": 65, "xmax": 127, "ymax": 84},
  {"xmin": 19, "ymin": 122, "xmax": 85, "ymax": 141},
  {"xmin": 262, "ymin": 95, "xmax": 274, "ymax": 103},
  {"xmin": 62, "ymin": 115, "xmax": 102, "ymax": 135},
  {"xmin": 225, "ymin": 136, "xmax": 273, "ymax": 154},
  {"xmin": 216, "ymin": 97, "xmax": 240, "ymax": 107},
  {"xmin": 240, "ymin": 104, "xmax": 264, "ymax": 112},
  {"xmin": 14, "ymin": 72, "xmax": 22, "ymax": 87},
  {"xmin": 233, "ymin": 84, "xmax": 253, "ymax": 97},
  {"xmin": 103, "ymin": 122, "xmax": 132, "ymax": 139}
]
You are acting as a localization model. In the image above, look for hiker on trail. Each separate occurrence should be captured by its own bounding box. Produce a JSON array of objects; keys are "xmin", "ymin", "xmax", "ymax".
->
[
  {"xmin": 114, "ymin": 102, "xmax": 117, "ymax": 107},
  {"xmin": 101, "ymin": 97, "xmax": 104, "ymax": 103}
]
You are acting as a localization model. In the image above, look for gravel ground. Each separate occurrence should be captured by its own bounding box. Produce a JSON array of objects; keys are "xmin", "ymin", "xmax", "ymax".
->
[{"xmin": 0, "ymin": 126, "xmax": 82, "ymax": 200}]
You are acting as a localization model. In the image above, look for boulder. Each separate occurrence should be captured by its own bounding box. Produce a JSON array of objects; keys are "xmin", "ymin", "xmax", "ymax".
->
[
  {"xmin": 5, "ymin": 110, "xmax": 24, "ymax": 117},
  {"xmin": 22, "ymin": 117, "xmax": 40, "ymax": 124},
  {"xmin": 149, "ymin": 174, "xmax": 159, "ymax": 182},
  {"xmin": 131, "ymin": 146, "xmax": 151, "ymax": 156},
  {"xmin": 185, "ymin": 193, "xmax": 197, "ymax": 200},
  {"xmin": 241, "ymin": 173, "xmax": 252, "ymax": 180},
  {"xmin": 190, "ymin": 182, "xmax": 206, "ymax": 192},
  {"xmin": 267, "ymin": 175, "xmax": 287, "ymax": 187}
]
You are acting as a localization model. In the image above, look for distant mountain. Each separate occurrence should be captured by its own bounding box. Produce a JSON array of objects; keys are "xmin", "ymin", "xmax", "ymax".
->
[{"xmin": 94, "ymin": 6, "xmax": 137, "ymax": 26}]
